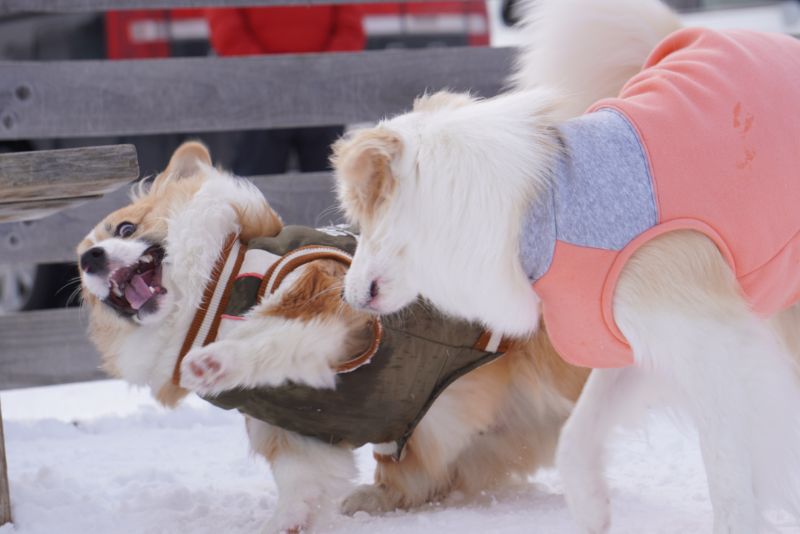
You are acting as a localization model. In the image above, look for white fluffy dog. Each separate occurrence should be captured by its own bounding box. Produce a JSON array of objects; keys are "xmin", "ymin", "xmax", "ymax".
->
[{"xmin": 332, "ymin": 0, "xmax": 800, "ymax": 532}]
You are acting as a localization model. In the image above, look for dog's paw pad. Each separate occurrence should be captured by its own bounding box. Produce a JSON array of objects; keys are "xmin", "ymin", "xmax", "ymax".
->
[{"xmin": 179, "ymin": 350, "xmax": 233, "ymax": 394}]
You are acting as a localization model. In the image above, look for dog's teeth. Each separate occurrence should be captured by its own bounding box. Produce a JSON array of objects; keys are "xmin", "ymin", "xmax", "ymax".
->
[
  {"xmin": 141, "ymin": 254, "xmax": 152, "ymax": 263},
  {"xmin": 113, "ymin": 287, "xmax": 123, "ymax": 297}
]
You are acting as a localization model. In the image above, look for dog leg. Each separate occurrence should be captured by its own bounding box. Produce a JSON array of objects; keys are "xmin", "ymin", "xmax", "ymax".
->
[
  {"xmin": 343, "ymin": 366, "xmax": 509, "ymax": 514},
  {"xmin": 179, "ymin": 321, "xmax": 339, "ymax": 395},
  {"xmin": 557, "ymin": 368, "xmax": 642, "ymax": 534},
  {"xmin": 245, "ymin": 417, "xmax": 356, "ymax": 534},
  {"xmin": 615, "ymin": 231, "xmax": 800, "ymax": 533}
]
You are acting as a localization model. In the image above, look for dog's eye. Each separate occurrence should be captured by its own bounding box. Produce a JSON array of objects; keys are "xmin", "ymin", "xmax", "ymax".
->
[{"xmin": 115, "ymin": 222, "xmax": 137, "ymax": 238}]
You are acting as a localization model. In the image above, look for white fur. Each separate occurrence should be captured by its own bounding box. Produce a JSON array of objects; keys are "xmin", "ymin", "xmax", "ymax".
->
[
  {"xmin": 338, "ymin": 0, "xmax": 800, "ymax": 531},
  {"xmin": 245, "ymin": 417, "xmax": 356, "ymax": 534},
  {"xmin": 179, "ymin": 269, "xmax": 349, "ymax": 394},
  {"xmin": 510, "ymin": 0, "xmax": 682, "ymax": 121},
  {"xmin": 344, "ymin": 89, "xmax": 558, "ymax": 336}
]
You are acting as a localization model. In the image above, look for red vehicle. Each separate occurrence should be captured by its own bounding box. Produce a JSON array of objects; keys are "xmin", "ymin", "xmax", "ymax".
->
[{"xmin": 104, "ymin": 2, "xmax": 490, "ymax": 59}]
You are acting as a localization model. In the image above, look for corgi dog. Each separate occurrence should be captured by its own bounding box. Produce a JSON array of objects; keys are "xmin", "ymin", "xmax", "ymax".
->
[
  {"xmin": 333, "ymin": 0, "xmax": 800, "ymax": 532},
  {"xmin": 77, "ymin": 142, "xmax": 588, "ymax": 533}
]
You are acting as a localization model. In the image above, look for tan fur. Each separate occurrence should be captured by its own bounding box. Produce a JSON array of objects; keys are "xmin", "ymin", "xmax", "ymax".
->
[
  {"xmin": 78, "ymin": 141, "xmax": 282, "ymax": 408},
  {"xmin": 331, "ymin": 129, "xmax": 401, "ymax": 225},
  {"xmin": 361, "ymin": 325, "xmax": 589, "ymax": 511},
  {"xmin": 155, "ymin": 382, "xmax": 189, "ymax": 408},
  {"xmin": 263, "ymin": 261, "xmax": 351, "ymax": 322},
  {"xmin": 81, "ymin": 141, "xmax": 587, "ymax": 519},
  {"xmin": 270, "ymin": 262, "xmax": 589, "ymax": 512},
  {"xmin": 250, "ymin": 256, "xmax": 589, "ymax": 513}
]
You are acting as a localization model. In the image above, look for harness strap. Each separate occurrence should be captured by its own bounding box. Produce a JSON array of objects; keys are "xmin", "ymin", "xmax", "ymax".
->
[
  {"xmin": 172, "ymin": 234, "xmax": 244, "ymax": 386},
  {"xmin": 173, "ymin": 238, "xmax": 383, "ymax": 385},
  {"xmin": 257, "ymin": 245, "xmax": 384, "ymax": 374}
]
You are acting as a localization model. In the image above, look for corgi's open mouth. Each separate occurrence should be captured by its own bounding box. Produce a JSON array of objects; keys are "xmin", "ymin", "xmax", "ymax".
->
[{"xmin": 104, "ymin": 245, "xmax": 167, "ymax": 318}]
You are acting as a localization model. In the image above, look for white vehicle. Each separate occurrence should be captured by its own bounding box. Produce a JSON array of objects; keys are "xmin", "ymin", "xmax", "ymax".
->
[{"xmin": 490, "ymin": 0, "xmax": 800, "ymax": 46}]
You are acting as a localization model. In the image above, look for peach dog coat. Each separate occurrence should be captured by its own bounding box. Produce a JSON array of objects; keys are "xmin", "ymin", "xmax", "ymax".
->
[{"xmin": 520, "ymin": 28, "xmax": 800, "ymax": 368}]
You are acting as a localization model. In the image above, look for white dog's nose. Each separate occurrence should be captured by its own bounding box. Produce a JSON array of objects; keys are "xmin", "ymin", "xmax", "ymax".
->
[
  {"xmin": 369, "ymin": 280, "xmax": 380, "ymax": 301},
  {"xmin": 343, "ymin": 276, "xmax": 377, "ymax": 312}
]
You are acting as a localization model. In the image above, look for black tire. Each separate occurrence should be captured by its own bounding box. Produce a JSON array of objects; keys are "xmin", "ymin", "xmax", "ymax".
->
[{"xmin": 21, "ymin": 263, "xmax": 81, "ymax": 311}]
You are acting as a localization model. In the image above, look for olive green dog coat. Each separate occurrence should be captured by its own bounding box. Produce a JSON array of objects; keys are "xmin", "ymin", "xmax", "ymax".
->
[{"xmin": 181, "ymin": 226, "xmax": 508, "ymax": 458}]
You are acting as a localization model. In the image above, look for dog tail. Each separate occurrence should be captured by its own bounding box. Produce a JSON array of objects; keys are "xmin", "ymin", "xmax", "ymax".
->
[{"xmin": 508, "ymin": 0, "xmax": 682, "ymax": 121}]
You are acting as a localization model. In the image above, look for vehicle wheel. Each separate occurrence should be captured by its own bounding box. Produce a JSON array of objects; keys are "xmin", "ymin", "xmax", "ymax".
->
[
  {"xmin": 0, "ymin": 263, "xmax": 37, "ymax": 313},
  {"xmin": 0, "ymin": 263, "xmax": 79, "ymax": 313}
]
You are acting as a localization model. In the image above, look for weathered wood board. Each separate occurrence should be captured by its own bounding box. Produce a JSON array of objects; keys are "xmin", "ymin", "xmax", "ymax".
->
[
  {"xmin": 0, "ymin": 145, "xmax": 139, "ymax": 222},
  {"xmin": 0, "ymin": 145, "xmax": 138, "ymax": 202},
  {"xmin": 0, "ymin": 172, "xmax": 341, "ymax": 265},
  {"xmin": 0, "ymin": 47, "xmax": 512, "ymax": 140},
  {"xmin": 0, "ymin": 308, "xmax": 105, "ymax": 390}
]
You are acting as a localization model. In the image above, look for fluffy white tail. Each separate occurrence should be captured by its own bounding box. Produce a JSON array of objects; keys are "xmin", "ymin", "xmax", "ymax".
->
[{"xmin": 509, "ymin": 0, "xmax": 682, "ymax": 120}]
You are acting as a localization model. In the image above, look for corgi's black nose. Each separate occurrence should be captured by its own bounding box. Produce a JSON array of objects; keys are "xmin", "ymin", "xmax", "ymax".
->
[{"xmin": 80, "ymin": 247, "xmax": 108, "ymax": 274}]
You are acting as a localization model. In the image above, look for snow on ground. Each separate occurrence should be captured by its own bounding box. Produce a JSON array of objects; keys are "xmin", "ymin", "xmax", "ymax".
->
[{"xmin": 1, "ymin": 379, "xmax": 784, "ymax": 534}]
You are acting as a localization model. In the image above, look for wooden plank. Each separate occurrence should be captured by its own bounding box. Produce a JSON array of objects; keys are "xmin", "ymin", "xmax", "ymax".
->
[
  {"xmin": 0, "ymin": 172, "xmax": 342, "ymax": 264},
  {"xmin": 0, "ymin": 399, "xmax": 9, "ymax": 526},
  {"xmin": 0, "ymin": 308, "xmax": 105, "ymax": 390},
  {"xmin": 0, "ymin": 195, "xmax": 101, "ymax": 223},
  {"xmin": 0, "ymin": 0, "xmax": 429, "ymax": 15},
  {"xmin": 0, "ymin": 145, "xmax": 139, "ymax": 202},
  {"xmin": 0, "ymin": 47, "xmax": 512, "ymax": 140}
]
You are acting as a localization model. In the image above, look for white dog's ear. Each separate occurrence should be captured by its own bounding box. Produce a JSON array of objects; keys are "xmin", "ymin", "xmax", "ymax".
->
[
  {"xmin": 332, "ymin": 128, "xmax": 402, "ymax": 222},
  {"xmin": 164, "ymin": 141, "xmax": 212, "ymax": 179}
]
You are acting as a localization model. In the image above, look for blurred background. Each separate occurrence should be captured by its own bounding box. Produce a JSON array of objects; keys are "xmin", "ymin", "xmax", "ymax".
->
[{"xmin": 1, "ymin": 0, "xmax": 798, "ymax": 314}]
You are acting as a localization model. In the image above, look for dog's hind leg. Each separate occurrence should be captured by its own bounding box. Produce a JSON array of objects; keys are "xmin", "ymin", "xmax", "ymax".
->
[
  {"xmin": 556, "ymin": 367, "xmax": 647, "ymax": 534},
  {"xmin": 615, "ymin": 230, "xmax": 800, "ymax": 533}
]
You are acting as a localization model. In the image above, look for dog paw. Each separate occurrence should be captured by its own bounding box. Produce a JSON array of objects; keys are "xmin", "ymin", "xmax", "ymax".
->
[
  {"xmin": 263, "ymin": 500, "xmax": 313, "ymax": 534},
  {"xmin": 341, "ymin": 484, "xmax": 396, "ymax": 516},
  {"xmin": 564, "ymin": 475, "xmax": 610, "ymax": 534},
  {"xmin": 557, "ymin": 442, "xmax": 611, "ymax": 534},
  {"xmin": 179, "ymin": 344, "xmax": 245, "ymax": 395}
]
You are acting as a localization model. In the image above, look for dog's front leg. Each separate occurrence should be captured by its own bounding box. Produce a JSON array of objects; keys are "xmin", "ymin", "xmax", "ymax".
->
[
  {"xmin": 179, "ymin": 317, "xmax": 340, "ymax": 395},
  {"xmin": 245, "ymin": 416, "xmax": 356, "ymax": 534}
]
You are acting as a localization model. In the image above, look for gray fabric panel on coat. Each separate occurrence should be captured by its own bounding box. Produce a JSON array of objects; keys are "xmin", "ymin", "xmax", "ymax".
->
[{"xmin": 520, "ymin": 109, "xmax": 657, "ymax": 281}]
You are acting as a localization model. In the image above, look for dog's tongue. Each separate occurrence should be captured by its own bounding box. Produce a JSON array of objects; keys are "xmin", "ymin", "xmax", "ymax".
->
[{"xmin": 125, "ymin": 274, "xmax": 154, "ymax": 310}]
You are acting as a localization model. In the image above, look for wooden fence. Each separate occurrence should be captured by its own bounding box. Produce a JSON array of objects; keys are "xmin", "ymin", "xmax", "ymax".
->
[{"xmin": 0, "ymin": 0, "xmax": 512, "ymax": 525}]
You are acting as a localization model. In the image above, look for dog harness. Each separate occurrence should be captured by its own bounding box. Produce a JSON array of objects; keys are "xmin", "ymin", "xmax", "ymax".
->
[
  {"xmin": 520, "ymin": 28, "xmax": 800, "ymax": 368},
  {"xmin": 174, "ymin": 226, "xmax": 510, "ymax": 458}
]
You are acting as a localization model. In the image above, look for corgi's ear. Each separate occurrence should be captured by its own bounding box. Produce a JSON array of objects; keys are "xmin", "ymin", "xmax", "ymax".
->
[
  {"xmin": 331, "ymin": 128, "xmax": 402, "ymax": 223},
  {"xmin": 164, "ymin": 141, "xmax": 212, "ymax": 179}
]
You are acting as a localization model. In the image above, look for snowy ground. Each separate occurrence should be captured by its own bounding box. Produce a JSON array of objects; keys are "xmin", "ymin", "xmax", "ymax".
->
[{"xmin": 4, "ymin": 379, "xmax": 796, "ymax": 534}]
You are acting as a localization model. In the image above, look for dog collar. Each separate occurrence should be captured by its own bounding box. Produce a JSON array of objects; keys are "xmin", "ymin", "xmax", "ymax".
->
[{"xmin": 172, "ymin": 233, "xmax": 383, "ymax": 385}]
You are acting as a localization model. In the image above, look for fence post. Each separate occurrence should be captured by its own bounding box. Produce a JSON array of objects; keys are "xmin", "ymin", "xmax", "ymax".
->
[{"xmin": 0, "ymin": 397, "xmax": 11, "ymax": 526}]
